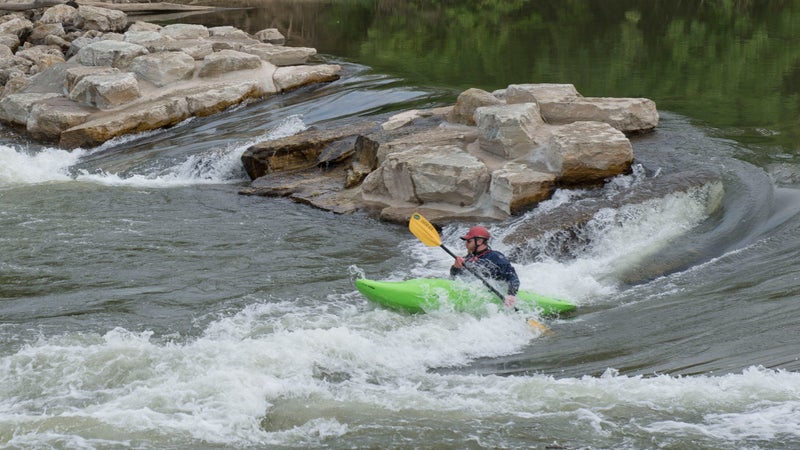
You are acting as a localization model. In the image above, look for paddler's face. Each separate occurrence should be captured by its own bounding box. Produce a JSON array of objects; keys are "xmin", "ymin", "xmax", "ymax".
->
[{"xmin": 465, "ymin": 238, "xmax": 479, "ymax": 253}]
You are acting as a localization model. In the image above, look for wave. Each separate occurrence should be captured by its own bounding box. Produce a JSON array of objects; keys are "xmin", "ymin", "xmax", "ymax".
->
[
  {"xmin": 0, "ymin": 115, "xmax": 308, "ymax": 189},
  {"xmin": 1, "ymin": 300, "xmax": 798, "ymax": 448}
]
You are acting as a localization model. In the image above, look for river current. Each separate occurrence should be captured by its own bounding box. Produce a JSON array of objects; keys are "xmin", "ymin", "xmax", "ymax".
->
[{"xmin": 3, "ymin": 4, "xmax": 800, "ymax": 450}]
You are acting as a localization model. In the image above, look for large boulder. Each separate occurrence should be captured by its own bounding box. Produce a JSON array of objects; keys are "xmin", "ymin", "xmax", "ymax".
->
[
  {"xmin": 39, "ymin": 4, "xmax": 81, "ymax": 28},
  {"xmin": 27, "ymin": 96, "xmax": 93, "ymax": 142},
  {"xmin": 242, "ymin": 43, "xmax": 316, "ymax": 66},
  {"xmin": 76, "ymin": 40, "xmax": 149, "ymax": 69},
  {"xmin": 490, "ymin": 163, "xmax": 556, "ymax": 215},
  {"xmin": 273, "ymin": 64, "xmax": 341, "ymax": 92},
  {"xmin": 59, "ymin": 96, "xmax": 191, "ymax": 148},
  {"xmin": 68, "ymin": 72, "xmax": 141, "ymax": 110},
  {"xmin": 197, "ymin": 49, "xmax": 262, "ymax": 77},
  {"xmin": 361, "ymin": 144, "xmax": 491, "ymax": 206},
  {"xmin": 504, "ymin": 83, "xmax": 659, "ymax": 133},
  {"xmin": 160, "ymin": 23, "xmax": 209, "ymax": 40},
  {"xmin": 446, "ymin": 88, "xmax": 503, "ymax": 126},
  {"xmin": 0, "ymin": 92, "xmax": 61, "ymax": 125},
  {"xmin": 78, "ymin": 5, "xmax": 127, "ymax": 32},
  {"xmin": 0, "ymin": 16, "xmax": 33, "ymax": 39},
  {"xmin": 184, "ymin": 80, "xmax": 263, "ymax": 116},
  {"xmin": 548, "ymin": 121, "xmax": 634, "ymax": 184},
  {"xmin": 474, "ymin": 102, "xmax": 549, "ymax": 159},
  {"xmin": 130, "ymin": 52, "xmax": 196, "ymax": 87}
]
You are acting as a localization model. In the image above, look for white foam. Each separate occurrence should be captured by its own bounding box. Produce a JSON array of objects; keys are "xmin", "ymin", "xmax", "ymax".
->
[
  {"xmin": 1, "ymin": 115, "xmax": 308, "ymax": 189},
  {"xmin": 2, "ymin": 306, "xmax": 799, "ymax": 448},
  {"xmin": 405, "ymin": 177, "xmax": 721, "ymax": 306},
  {"xmin": 0, "ymin": 145, "xmax": 86, "ymax": 186}
]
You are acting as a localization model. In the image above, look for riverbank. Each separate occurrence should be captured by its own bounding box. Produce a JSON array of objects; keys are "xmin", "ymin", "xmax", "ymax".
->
[{"xmin": 0, "ymin": 1, "xmax": 341, "ymax": 147}]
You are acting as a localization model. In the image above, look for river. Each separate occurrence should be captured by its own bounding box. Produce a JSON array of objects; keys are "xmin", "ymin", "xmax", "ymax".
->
[{"xmin": 2, "ymin": 1, "xmax": 800, "ymax": 449}]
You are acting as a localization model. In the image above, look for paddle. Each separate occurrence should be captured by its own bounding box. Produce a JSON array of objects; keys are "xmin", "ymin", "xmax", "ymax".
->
[{"xmin": 408, "ymin": 212, "xmax": 550, "ymax": 333}]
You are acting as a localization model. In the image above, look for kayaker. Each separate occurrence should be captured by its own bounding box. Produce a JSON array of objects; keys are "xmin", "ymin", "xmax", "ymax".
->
[{"xmin": 450, "ymin": 226, "xmax": 520, "ymax": 308}]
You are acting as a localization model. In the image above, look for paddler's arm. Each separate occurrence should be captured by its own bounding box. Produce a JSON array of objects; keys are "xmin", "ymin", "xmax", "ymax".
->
[{"xmin": 449, "ymin": 256, "xmax": 466, "ymax": 278}]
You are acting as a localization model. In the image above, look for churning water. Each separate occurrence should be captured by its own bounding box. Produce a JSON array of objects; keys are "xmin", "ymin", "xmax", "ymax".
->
[{"xmin": 2, "ymin": 61, "xmax": 800, "ymax": 450}]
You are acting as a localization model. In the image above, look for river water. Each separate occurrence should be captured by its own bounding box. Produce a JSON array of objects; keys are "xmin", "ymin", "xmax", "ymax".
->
[{"xmin": 2, "ymin": 1, "xmax": 800, "ymax": 449}]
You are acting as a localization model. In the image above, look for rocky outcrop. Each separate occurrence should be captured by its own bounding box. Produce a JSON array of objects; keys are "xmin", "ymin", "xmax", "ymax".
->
[
  {"xmin": 241, "ymin": 83, "xmax": 660, "ymax": 224},
  {"xmin": 0, "ymin": 3, "xmax": 341, "ymax": 148}
]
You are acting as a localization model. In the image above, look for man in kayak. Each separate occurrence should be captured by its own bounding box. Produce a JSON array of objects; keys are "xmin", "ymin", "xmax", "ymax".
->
[{"xmin": 450, "ymin": 226, "xmax": 520, "ymax": 308}]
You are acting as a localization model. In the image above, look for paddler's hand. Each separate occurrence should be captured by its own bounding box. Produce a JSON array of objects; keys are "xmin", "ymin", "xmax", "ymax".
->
[
  {"xmin": 504, "ymin": 295, "xmax": 516, "ymax": 308},
  {"xmin": 453, "ymin": 256, "xmax": 465, "ymax": 269}
]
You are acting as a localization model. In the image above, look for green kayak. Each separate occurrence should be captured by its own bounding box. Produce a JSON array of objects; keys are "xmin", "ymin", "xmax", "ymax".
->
[{"xmin": 355, "ymin": 277, "xmax": 576, "ymax": 316}]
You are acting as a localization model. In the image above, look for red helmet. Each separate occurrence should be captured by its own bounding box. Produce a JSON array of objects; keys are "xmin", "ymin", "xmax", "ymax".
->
[{"xmin": 460, "ymin": 226, "xmax": 490, "ymax": 241}]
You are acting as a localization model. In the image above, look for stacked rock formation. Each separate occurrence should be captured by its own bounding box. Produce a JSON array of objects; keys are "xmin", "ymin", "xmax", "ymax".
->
[
  {"xmin": 241, "ymin": 83, "xmax": 660, "ymax": 223},
  {"xmin": 0, "ymin": 2, "xmax": 341, "ymax": 148}
]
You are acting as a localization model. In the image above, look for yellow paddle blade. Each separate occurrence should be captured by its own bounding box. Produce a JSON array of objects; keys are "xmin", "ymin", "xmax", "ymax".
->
[
  {"xmin": 408, "ymin": 212, "xmax": 442, "ymax": 247},
  {"xmin": 528, "ymin": 318, "xmax": 552, "ymax": 334}
]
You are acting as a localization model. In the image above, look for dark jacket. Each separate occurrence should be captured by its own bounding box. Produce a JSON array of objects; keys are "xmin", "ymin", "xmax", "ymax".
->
[{"xmin": 449, "ymin": 248, "xmax": 520, "ymax": 295}]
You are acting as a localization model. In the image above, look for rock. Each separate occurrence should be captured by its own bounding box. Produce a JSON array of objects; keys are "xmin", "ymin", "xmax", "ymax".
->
[
  {"xmin": 504, "ymin": 83, "xmax": 659, "ymax": 133},
  {"xmin": 361, "ymin": 144, "xmax": 490, "ymax": 206},
  {"xmin": 68, "ymin": 72, "xmax": 141, "ymax": 109},
  {"xmin": 254, "ymin": 28, "xmax": 285, "ymax": 45},
  {"xmin": 446, "ymin": 88, "xmax": 502, "ymax": 126},
  {"xmin": 27, "ymin": 96, "xmax": 93, "ymax": 141},
  {"xmin": 15, "ymin": 45, "xmax": 65, "ymax": 75},
  {"xmin": 60, "ymin": 96, "xmax": 191, "ymax": 148},
  {"xmin": 123, "ymin": 30, "xmax": 173, "ymax": 53},
  {"xmin": 242, "ymin": 43, "xmax": 316, "ymax": 66},
  {"xmin": 241, "ymin": 122, "xmax": 380, "ymax": 179},
  {"xmin": 76, "ymin": 40, "xmax": 149, "ymax": 69},
  {"xmin": 374, "ymin": 124, "xmax": 479, "ymax": 165},
  {"xmin": 160, "ymin": 23, "xmax": 209, "ymax": 40},
  {"xmin": 273, "ymin": 64, "xmax": 341, "ymax": 92},
  {"xmin": 543, "ymin": 97, "xmax": 659, "ymax": 133},
  {"xmin": 159, "ymin": 38, "xmax": 214, "ymax": 60},
  {"xmin": 490, "ymin": 163, "xmax": 556, "ymax": 215},
  {"xmin": 1, "ymin": 71, "xmax": 29, "ymax": 95},
  {"xmin": 184, "ymin": 80, "xmax": 262, "ymax": 116},
  {"xmin": 207, "ymin": 26, "xmax": 260, "ymax": 51},
  {"xmin": 65, "ymin": 65, "xmax": 120, "ymax": 92},
  {"xmin": 78, "ymin": 5, "xmax": 127, "ymax": 32},
  {"xmin": 127, "ymin": 21, "xmax": 161, "ymax": 33},
  {"xmin": 0, "ymin": 44, "xmax": 12, "ymax": 60},
  {"xmin": 475, "ymin": 102, "xmax": 548, "ymax": 159},
  {"xmin": 0, "ymin": 33, "xmax": 20, "ymax": 51},
  {"xmin": 39, "ymin": 4, "xmax": 81, "ymax": 28},
  {"xmin": 548, "ymin": 121, "xmax": 633, "ymax": 184},
  {"xmin": 0, "ymin": 17, "xmax": 33, "ymax": 39},
  {"xmin": 130, "ymin": 51, "xmax": 195, "ymax": 87},
  {"xmin": 0, "ymin": 92, "xmax": 62, "ymax": 125},
  {"xmin": 505, "ymin": 83, "xmax": 580, "ymax": 104},
  {"xmin": 197, "ymin": 49, "xmax": 262, "ymax": 78},
  {"xmin": 43, "ymin": 34, "xmax": 70, "ymax": 51},
  {"xmin": 28, "ymin": 22, "xmax": 66, "ymax": 45},
  {"xmin": 208, "ymin": 26, "xmax": 251, "ymax": 40}
]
